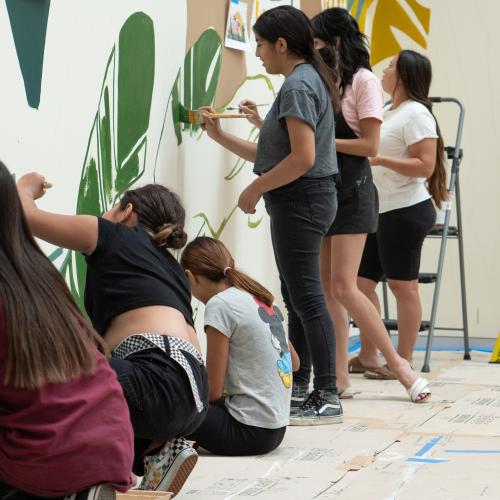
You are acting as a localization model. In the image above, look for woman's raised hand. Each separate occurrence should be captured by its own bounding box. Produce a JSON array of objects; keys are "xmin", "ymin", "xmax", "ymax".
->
[
  {"xmin": 199, "ymin": 106, "xmax": 223, "ymax": 140},
  {"xmin": 17, "ymin": 172, "xmax": 50, "ymax": 200},
  {"xmin": 239, "ymin": 99, "xmax": 263, "ymax": 129}
]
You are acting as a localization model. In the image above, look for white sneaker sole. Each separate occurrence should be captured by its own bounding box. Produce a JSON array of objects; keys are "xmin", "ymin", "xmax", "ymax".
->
[
  {"xmin": 154, "ymin": 447, "xmax": 198, "ymax": 497},
  {"xmin": 288, "ymin": 415, "xmax": 343, "ymax": 426}
]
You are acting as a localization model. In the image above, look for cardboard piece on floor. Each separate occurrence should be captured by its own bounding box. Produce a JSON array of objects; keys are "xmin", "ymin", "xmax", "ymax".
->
[
  {"xmin": 435, "ymin": 359, "xmax": 500, "ymax": 386},
  {"xmin": 321, "ymin": 433, "xmax": 500, "ymax": 499},
  {"xmin": 117, "ymin": 492, "xmax": 173, "ymax": 499}
]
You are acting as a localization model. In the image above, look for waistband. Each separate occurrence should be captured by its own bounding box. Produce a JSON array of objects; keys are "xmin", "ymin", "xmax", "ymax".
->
[{"xmin": 111, "ymin": 334, "xmax": 205, "ymax": 412}]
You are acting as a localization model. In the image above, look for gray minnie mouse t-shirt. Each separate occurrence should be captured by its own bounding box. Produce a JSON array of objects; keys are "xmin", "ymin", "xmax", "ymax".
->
[{"xmin": 204, "ymin": 286, "xmax": 292, "ymax": 429}]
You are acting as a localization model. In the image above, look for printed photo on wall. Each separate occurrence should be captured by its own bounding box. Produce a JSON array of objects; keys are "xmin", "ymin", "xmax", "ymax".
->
[
  {"xmin": 225, "ymin": 0, "xmax": 250, "ymax": 52},
  {"xmin": 255, "ymin": 0, "xmax": 301, "ymax": 18}
]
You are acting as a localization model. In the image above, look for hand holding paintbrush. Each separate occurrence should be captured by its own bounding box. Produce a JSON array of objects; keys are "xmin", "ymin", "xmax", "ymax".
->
[{"xmin": 232, "ymin": 99, "xmax": 265, "ymax": 129}]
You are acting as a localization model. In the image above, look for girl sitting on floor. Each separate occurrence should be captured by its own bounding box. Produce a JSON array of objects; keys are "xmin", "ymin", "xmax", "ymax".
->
[
  {"xmin": 0, "ymin": 161, "xmax": 133, "ymax": 500},
  {"xmin": 181, "ymin": 237, "xmax": 299, "ymax": 455}
]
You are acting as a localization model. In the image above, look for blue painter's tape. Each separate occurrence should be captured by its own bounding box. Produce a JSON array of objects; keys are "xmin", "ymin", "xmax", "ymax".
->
[
  {"xmin": 444, "ymin": 450, "xmax": 500, "ymax": 454},
  {"xmin": 231, "ymin": 0, "xmax": 239, "ymax": 3},
  {"xmin": 415, "ymin": 436, "xmax": 443, "ymax": 457},
  {"xmin": 407, "ymin": 458, "xmax": 449, "ymax": 463}
]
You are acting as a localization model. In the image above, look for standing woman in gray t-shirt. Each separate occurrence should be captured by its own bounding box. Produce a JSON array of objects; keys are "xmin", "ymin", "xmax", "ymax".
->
[{"xmin": 201, "ymin": 6, "xmax": 342, "ymax": 425}]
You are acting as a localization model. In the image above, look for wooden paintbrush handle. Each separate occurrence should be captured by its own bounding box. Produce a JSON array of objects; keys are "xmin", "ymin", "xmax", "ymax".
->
[{"xmin": 206, "ymin": 113, "xmax": 251, "ymax": 119}]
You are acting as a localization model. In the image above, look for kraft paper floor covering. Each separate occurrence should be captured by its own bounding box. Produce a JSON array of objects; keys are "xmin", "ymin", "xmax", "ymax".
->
[{"xmin": 177, "ymin": 352, "xmax": 500, "ymax": 500}]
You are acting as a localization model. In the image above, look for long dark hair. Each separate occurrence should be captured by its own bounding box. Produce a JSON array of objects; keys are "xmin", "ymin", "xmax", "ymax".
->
[
  {"xmin": 0, "ymin": 162, "xmax": 104, "ymax": 389},
  {"xmin": 311, "ymin": 7, "xmax": 371, "ymax": 95},
  {"xmin": 181, "ymin": 237, "xmax": 274, "ymax": 307},
  {"xmin": 120, "ymin": 184, "xmax": 188, "ymax": 249},
  {"xmin": 396, "ymin": 50, "xmax": 447, "ymax": 208},
  {"xmin": 253, "ymin": 5, "xmax": 340, "ymax": 110}
]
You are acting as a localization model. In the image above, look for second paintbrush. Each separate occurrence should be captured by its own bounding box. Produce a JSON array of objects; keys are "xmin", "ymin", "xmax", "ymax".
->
[{"xmin": 179, "ymin": 106, "xmax": 250, "ymax": 125}]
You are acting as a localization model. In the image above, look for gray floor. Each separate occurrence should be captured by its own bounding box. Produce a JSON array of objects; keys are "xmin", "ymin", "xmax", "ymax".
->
[{"xmin": 177, "ymin": 352, "xmax": 500, "ymax": 500}]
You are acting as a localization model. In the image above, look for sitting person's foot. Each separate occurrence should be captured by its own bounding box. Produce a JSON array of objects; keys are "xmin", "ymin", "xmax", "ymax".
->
[
  {"xmin": 139, "ymin": 437, "xmax": 198, "ymax": 496},
  {"xmin": 290, "ymin": 382, "xmax": 309, "ymax": 410},
  {"xmin": 289, "ymin": 388, "xmax": 343, "ymax": 425}
]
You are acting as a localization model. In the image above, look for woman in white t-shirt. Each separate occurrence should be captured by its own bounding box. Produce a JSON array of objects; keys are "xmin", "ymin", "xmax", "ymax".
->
[{"xmin": 358, "ymin": 50, "xmax": 448, "ymax": 371}]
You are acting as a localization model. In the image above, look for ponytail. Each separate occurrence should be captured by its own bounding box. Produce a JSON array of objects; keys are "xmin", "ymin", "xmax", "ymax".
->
[
  {"xmin": 223, "ymin": 267, "xmax": 274, "ymax": 307},
  {"xmin": 181, "ymin": 237, "xmax": 274, "ymax": 306},
  {"xmin": 427, "ymin": 118, "xmax": 448, "ymax": 208},
  {"xmin": 309, "ymin": 50, "xmax": 341, "ymax": 111}
]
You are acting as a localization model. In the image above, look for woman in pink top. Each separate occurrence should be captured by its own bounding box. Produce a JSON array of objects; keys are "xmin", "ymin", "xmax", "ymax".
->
[
  {"xmin": 307, "ymin": 8, "xmax": 431, "ymax": 403},
  {"xmin": 0, "ymin": 161, "xmax": 134, "ymax": 499}
]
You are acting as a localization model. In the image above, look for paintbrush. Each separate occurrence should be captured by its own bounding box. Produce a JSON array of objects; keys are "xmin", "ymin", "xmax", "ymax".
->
[
  {"xmin": 226, "ymin": 103, "xmax": 269, "ymax": 110},
  {"xmin": 178, "ymin": 105, "xmax": 250, "ymax": 125},
  {"xmin": 43, "ymin": 181, "xmax": 53, "ymax": 189}
]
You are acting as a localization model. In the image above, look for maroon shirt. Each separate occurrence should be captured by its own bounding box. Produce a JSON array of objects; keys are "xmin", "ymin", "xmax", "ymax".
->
[{"xmin": 0, "ymin": 304, "xmax": 134, "ymax": 496}]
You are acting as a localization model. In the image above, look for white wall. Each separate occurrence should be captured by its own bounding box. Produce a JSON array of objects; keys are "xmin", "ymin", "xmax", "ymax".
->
[{"xmin": 2, "ymin": 0, "xmax": 499, "ymax": 341}]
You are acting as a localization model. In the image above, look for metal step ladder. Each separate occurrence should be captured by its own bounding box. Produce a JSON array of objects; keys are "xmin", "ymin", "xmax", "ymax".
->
[{"xmin": 379, "ymin": 97, "xmax": 471, "ymax": 372}]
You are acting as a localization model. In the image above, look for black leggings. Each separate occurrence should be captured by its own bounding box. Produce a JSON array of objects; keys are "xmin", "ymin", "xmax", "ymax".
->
[
  {"xmin": 187, "ymin": 401, "xmax": 286, "ymax": 456},
  {"xmin": 358, "ymin": 199, "xmax": 436, "ymax": 282},
  {"xmin": 110, "ymin": 348, "xmax": 209, "ymax": 475}
]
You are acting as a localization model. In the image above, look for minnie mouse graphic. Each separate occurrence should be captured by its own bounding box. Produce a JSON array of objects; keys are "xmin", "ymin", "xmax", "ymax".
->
[{"xmin": 254, "ymin": 298, "xmax": 292, "ymax": 389}]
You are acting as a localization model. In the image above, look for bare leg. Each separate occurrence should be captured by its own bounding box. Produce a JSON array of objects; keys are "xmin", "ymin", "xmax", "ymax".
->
[
  {"xmin": 320, "ymin": 238, "xmax": 350, "ymax": 393},
  {"xmin": 357, "ymin": 276, "xmax": 383, "ymax": 367},
  {"xmin": 388, "ymin": 279, "xmax": 421, "ymax": 362},
  {"xmin": 329, "ymin": 235, "xmax": 423, "ymax": 394}
]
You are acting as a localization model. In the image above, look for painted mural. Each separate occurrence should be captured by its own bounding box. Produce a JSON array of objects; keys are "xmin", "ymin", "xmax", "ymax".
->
[{"xmin": 3, "ymin": 0, "xmax": 431, "ymax": 314}]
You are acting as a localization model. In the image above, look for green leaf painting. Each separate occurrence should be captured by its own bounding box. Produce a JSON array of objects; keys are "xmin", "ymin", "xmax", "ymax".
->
[
  {"xmin": 6, "ymin": 0, "xmax": 50, "ymax": 109},
  {"xmin": 59, "ymin": 12, "xmax": 155, "ymax": 308},
  {"xmin": 172, "ymin": 29, "xmax": 223, "ymax": 145}
]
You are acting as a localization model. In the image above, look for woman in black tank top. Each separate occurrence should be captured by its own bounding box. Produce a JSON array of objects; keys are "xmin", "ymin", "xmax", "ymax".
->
[
  {"xmin": 310, "ymin": 8, "xmax": 431, "ymax": 403},
  {"xmin": 16, "ymin": 175, "xmax": 209, "ymax": 496}
]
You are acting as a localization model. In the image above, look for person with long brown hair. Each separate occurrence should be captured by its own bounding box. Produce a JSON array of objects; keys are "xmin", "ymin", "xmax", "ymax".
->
[
  {"xmin": 181, "ymin": 237, "xmax": 299, "ymax": 455},
  {"xmin": 16, "ymin": 172, "xmax": 209, "ymax": 496},
  {"xmin": 0, "ymin": 161, "xmax": 134, "ymax": 499},
  {"xmin": 202, "ymin": 5, "xmax": 344, "ymax": 426},
  {"xmin": 357, "ymin": 50, "xmax": 446, "ymax": 373}
]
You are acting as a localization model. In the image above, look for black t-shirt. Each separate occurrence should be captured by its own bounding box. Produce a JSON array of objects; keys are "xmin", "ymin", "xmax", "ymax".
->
[{"xmin": 84, "ymin": 218, "xmax": 194, "ymax": 336}]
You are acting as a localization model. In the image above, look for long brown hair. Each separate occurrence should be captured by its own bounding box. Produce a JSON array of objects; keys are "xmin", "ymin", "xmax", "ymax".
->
[
  {"xmin": 396, "ymin": 50, "xmax": 447, "ymax": 208},
  {"xmin": 120, "ymin": 184, "xmax": 188, "ymax": 249},
  {"xmin": 312, "ymin": 7, "xmax": 372, "ymax": 95},
  {"xmin": 253, "ymin": 5, "xmax": 341, "ymax": 110},
  {"xmin": 180, "ymin": 237, "xmax": 274, "ymax": 307},
  {"xmin": 0, "ymin": 161, "xmax": 104, "ymax": 389}
]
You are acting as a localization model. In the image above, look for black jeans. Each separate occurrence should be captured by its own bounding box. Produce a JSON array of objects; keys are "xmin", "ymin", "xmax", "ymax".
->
[
  {"xmin": 187, "ymin": 401, "xmax": 286, "ymax": 455},
  {"xmin": 110, "ymin": 348, "xmax": 209, "ymax": 475},
  {"xmin": 264, "ymin": 175, "xmax": 338, "ymax": 390}
]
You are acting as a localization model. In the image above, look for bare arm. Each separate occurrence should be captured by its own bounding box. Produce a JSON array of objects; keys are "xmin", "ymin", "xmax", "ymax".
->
[
  {"xmin": 238, "ymin": 117, "xmax": 315, "ymax": 213},
  {"xmin": 205, "ymin": 326, "xmax": 230, "ymax": 402},
  {"xmin": 200, "ymin": 107, "xmax": 257, "ymax": 162},
  {"xmin": 17, "ymin": 173, "xmax": 98, "ymax": 254},
  {"xmin": 371, "ymin": 137, "xmax": 437, "ymax": 178},
  {"xmin": 335, "ymin": 118, "xmax": 381, "ymax": 157},
  {"xmin": 288, "ymin": 340, "xmax": 300, "ymax": 372}
]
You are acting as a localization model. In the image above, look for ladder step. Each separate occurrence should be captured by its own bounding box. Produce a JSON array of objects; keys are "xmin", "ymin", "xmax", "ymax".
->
[
  {"xmin": 428, "ymin": 225, "xmax": 459, "ymax": 237},
  {"xmin": 383, "ymin": 319, "xmax": 431, "ymax": 332},
  {"xmin": 418, "ymin": 272, "xmax": 437, "ymax": 284}
]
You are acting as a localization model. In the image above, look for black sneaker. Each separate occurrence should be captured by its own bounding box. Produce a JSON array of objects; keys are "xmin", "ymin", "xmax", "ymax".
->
[
  {"xmin": 290, "ymin": 383, "xmax": 309, "ymax": 409},
  {"xmin": 289, "ymin": 388, "xmax": 343, "ymax": 426}
]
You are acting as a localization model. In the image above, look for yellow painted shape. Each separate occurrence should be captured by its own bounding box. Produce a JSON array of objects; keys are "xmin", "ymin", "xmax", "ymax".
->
[
  {"xmin": 370, "ymin": 0, "xmax": 430, "ymax": 66},
  {"xmin": 489, "ymin": 332, "xmax": 500, "ymax": 363}
]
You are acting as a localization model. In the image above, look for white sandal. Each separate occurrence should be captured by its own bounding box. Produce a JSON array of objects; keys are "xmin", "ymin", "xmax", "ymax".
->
[{"xmin": 407, "ymin": 377, "xmax": 431, "ymax": 403}]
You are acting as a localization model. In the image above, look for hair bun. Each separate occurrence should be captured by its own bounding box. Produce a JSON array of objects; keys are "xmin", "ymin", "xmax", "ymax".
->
[{"xmin": 165, "ymin": 225, "xmax": 188, "ymax": 250}]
